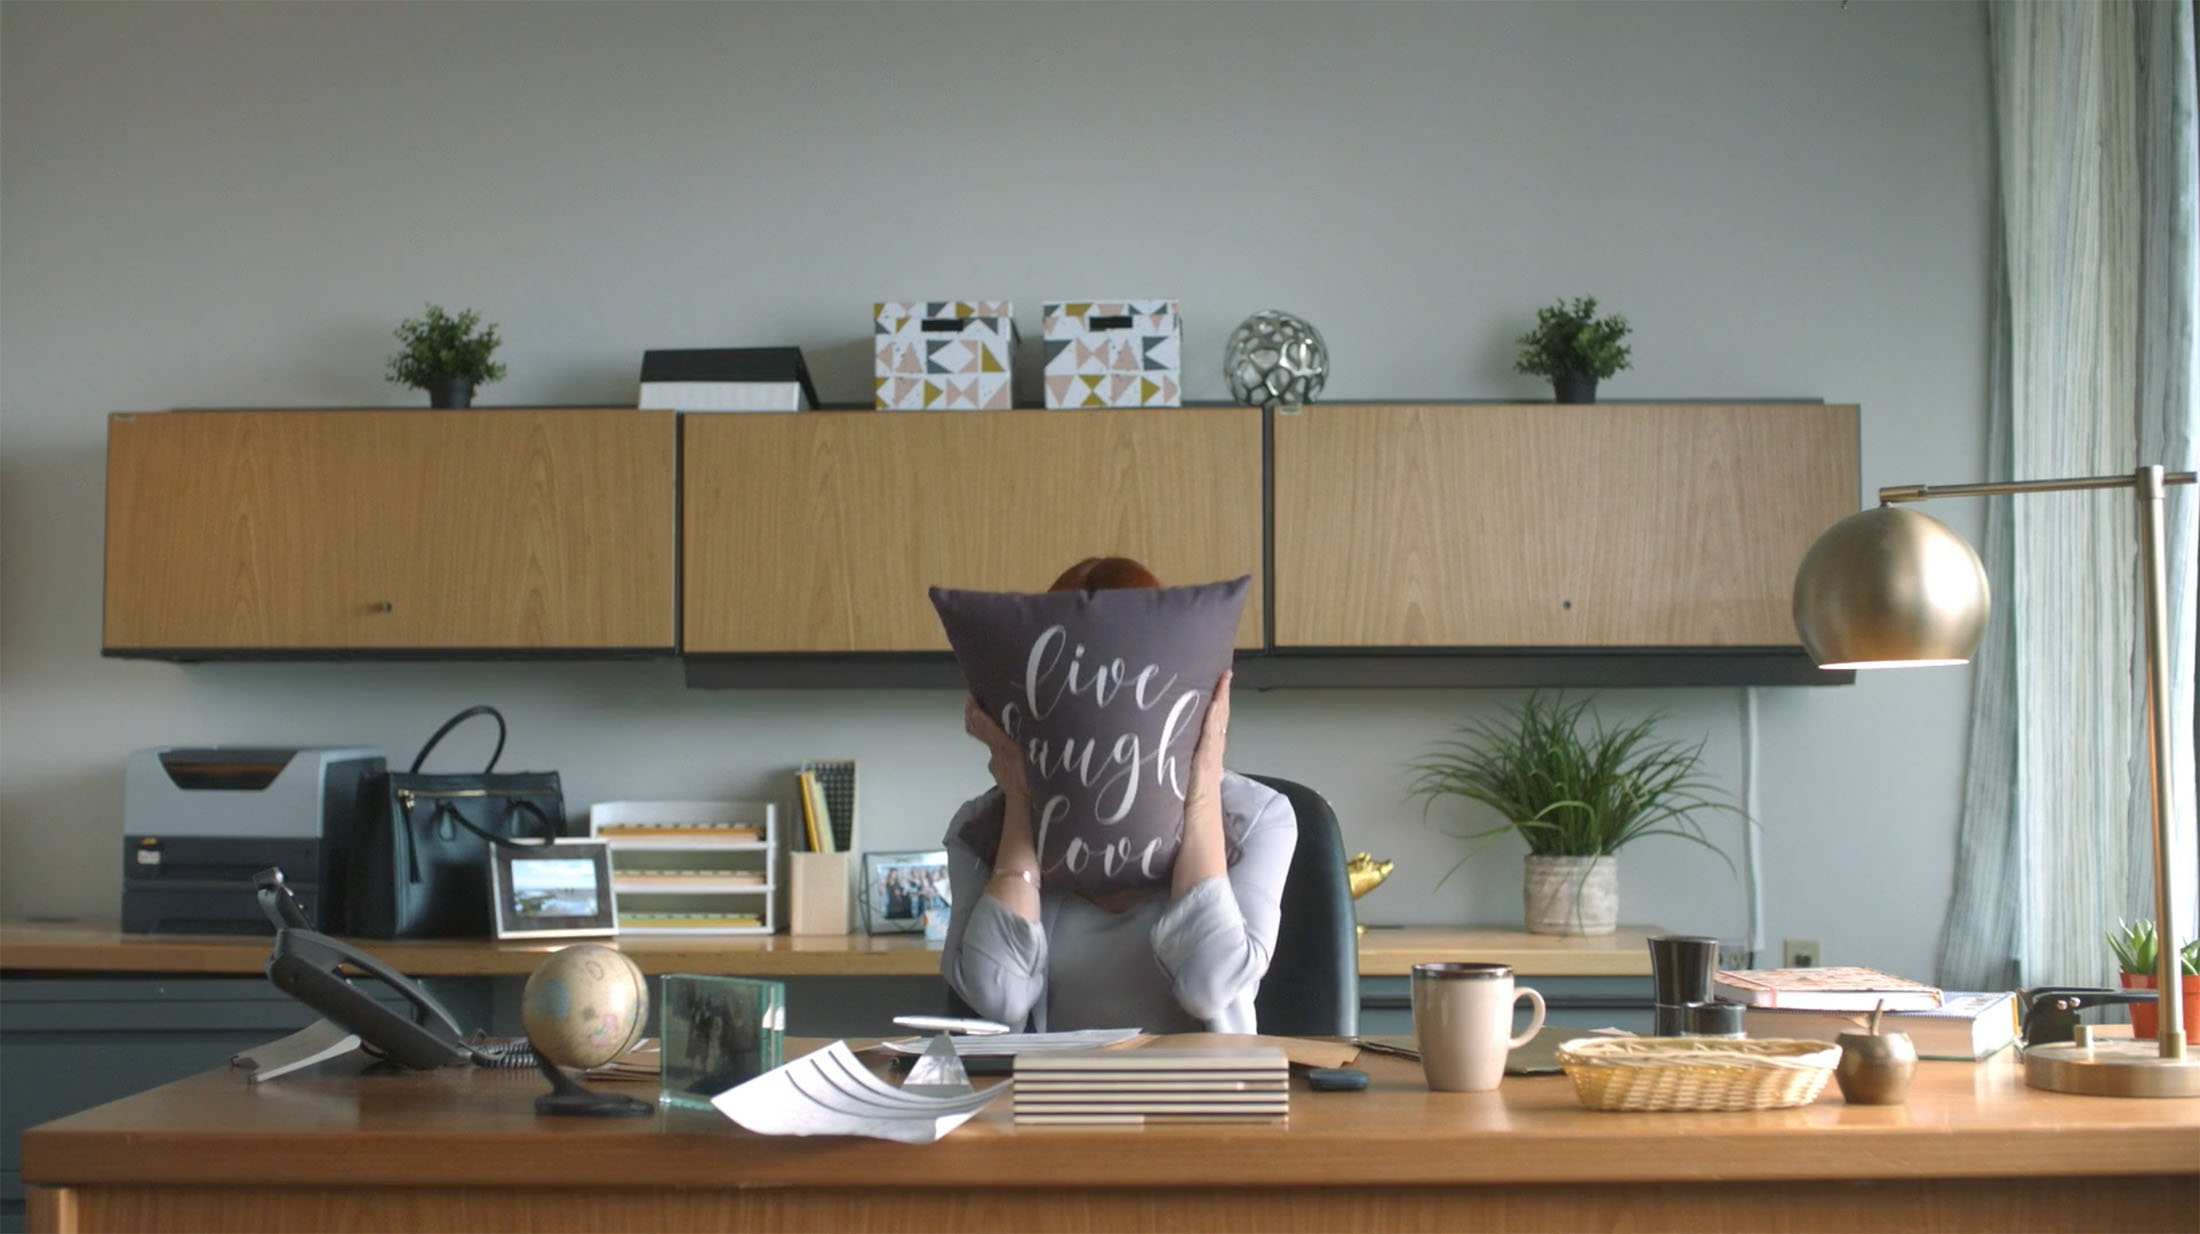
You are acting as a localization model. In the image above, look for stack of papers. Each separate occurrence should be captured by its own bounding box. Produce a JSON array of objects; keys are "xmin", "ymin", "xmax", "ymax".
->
[
  {"xmin": 1012, "ymin": 1047, "xmax": 1290, "ymax": 1126},
  {"xmin": 878, "ymin": 1028, "xmax": 1144, "ymax": 1058},
  {"xmin": 711, "ymin": 1040, "xmax": 1002, "ymax": 1144}
]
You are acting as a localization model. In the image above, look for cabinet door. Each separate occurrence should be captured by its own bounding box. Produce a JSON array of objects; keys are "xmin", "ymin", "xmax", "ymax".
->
[
  {"xmin": 104, "ymin": 410, "xmax": 676, "ymax": 651},
  {"xmin": 683, "ymin": 409, "xmax": 1264, "ymax": 653},
  {"xmin": 1271, "ymin": 404, "xmax": 1858, "ymax": 648}
]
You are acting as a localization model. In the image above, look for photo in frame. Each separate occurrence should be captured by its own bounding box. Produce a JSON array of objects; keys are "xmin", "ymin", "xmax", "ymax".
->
[
  {"xmin": 488, "ymin": 840, "xmax": 618, "ymax": 939},
  {"xmin": 861, "ymin": 849, "xmax": 950, "ymax": 936}
]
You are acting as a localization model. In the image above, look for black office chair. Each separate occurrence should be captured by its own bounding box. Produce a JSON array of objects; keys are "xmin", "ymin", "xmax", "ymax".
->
[
  {"xmin": 945, "ymin": 776, "xmax": 1362, "ymax": 1036},
  {"xmin": 1248, "ymin": 775, "xmax": 1360, "ymax": 1037}
]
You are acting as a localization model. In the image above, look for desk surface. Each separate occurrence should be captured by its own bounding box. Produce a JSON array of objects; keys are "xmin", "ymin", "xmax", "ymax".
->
[
  {"xmin": 20, "ymin": 1040, "xmax": 2200, "ymax": 1234},
  {"xmin": 0, "ymin": 918, "xmax": 1659, "ymax": 978}
]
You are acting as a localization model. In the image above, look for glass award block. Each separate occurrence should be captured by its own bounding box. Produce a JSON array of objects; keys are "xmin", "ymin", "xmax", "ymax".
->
[
  {"xmin": 901, "ymin": 1032, "xmax": 972, "ymax": 1096},
  {"xmin": 660, "ymin": 973, "xmax": 786, "ymax": 1109}
]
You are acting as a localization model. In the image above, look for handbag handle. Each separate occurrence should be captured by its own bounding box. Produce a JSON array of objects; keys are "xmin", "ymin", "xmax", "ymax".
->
[
  {"xmin": 410, "ymin": 705, "xmax": 507, "ymax": 775},
  {"xmin": 431, "ymin": 797, "xmax": 559, "ymax": 851}
]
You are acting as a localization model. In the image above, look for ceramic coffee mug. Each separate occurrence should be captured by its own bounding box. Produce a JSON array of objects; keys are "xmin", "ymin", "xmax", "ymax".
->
[{"xmin": 1411, "ymin": 961, "xmax": 1547, "ymax": 1092}]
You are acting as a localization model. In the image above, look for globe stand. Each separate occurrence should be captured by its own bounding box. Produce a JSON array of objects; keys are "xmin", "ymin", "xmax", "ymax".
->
[{"xmin": 532, "ymin": 1051, "xmax": 652, "ymax": 1118}]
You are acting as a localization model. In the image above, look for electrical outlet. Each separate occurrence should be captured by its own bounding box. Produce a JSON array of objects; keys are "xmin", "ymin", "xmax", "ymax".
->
[{"xmin": 1782, "ymin": 938, "xmax": 1820, "ymax": 968}]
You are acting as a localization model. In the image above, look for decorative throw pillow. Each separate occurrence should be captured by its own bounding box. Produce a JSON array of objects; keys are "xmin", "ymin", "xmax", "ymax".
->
[{"xmin": 930, "ymin": 576, "xmax": 1250, "ymax": 896}]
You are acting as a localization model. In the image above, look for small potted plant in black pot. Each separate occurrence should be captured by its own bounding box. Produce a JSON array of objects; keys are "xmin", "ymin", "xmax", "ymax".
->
[
  {"xmin": 387, "ymin": 304, "xmax": 507, "ymax": 408},
  {"xmin": 1514, "ymin": 296, "xmax": 1631, "ymax": 404}
]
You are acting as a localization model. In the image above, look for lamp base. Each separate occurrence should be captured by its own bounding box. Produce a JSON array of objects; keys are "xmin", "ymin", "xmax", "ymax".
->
[{"xmin": 2024, "ymin": 1039, "xmax": 2200, "ymax": 1098}]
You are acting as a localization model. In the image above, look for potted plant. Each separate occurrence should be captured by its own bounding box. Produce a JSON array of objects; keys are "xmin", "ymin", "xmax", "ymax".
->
[
  {"xmin": 1407, "ymin": 693, "xmax": 1736, "ymax": 936},
  {"xmin": 1514, "ymin": 295, "xmax": 1632, "ymax": 404},
  {"xmin": 2106, "ymin": 918, "xmax": 2200, "ymax": 1041},
  {"xmin": 386, "ymin": 304, "xmax": 508, "ymax": 408}
]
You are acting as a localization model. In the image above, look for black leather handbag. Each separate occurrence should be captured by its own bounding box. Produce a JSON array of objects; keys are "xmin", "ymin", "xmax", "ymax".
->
[{"xmin": 348, "ymin": 706, "xmax": 563, "ymax": 939}]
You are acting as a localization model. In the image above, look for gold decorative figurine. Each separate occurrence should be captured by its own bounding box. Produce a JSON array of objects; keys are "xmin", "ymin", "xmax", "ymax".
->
[{"xmin": 1346, "ymin": 853, "xmax": 1392, "ymax": 936}]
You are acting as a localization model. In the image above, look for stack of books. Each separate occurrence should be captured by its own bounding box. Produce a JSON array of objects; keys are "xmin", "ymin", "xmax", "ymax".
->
[
  {"xmin": 1740, "ymin": 991, "xmax": 2021, "ymax": 1061},
  {"xmin": 1012, "ymin": 1047, "xmax": 1289, "ymax": 1126},
  {"xmin": 1716, "ymin": 966, "xmax": 2021, "ymax": 1061}
]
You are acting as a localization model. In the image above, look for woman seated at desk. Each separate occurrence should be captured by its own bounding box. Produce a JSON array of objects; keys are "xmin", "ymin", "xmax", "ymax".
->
[{"xmin": 939, "ymin": 557, "xmax": 1297, "ymax": 1033}]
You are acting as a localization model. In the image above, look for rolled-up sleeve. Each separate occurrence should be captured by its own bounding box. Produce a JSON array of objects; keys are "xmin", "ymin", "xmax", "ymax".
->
[
  {"xmin": 939, "ymin": 794, "xmax": 1048, "ymax": 1028},
  {"xmin": 1148, "ymin": 788, "xmax": 1296, "ymax": 1023}
]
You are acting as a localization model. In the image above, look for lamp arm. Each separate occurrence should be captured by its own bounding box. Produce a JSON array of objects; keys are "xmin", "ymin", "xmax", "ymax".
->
[
  {"xmin": 1867, "ymin": 465, "xmax": 2191, "ymax": 1063},
  {"xmin": 1877, "ymin": 471, "xmax": 2195, "ymax": 504}
]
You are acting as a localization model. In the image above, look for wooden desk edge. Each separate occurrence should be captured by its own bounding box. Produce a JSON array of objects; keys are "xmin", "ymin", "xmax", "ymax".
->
[
  {"xmin": 20, "ymin": 1061, "xmax": 2200, "ymax": 1192},
  {"xmin": 2, "ymin": 919, "xmax": 1659, "ymax": 978}
]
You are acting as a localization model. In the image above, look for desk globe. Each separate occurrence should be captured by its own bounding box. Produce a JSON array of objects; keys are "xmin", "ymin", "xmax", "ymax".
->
[{"xmin": 520, "ymin": 944, "xmax": 652, "ymax": 1116}]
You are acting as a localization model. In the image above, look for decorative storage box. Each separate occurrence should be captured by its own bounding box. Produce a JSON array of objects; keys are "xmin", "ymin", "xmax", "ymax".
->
[
  {"xmin": 874, "ymin": 301, "xmax": 1016, "ymax": 410},
  {"xmin": 1042, "ymin": 300, "xmax": 1182, "ymax": 408}
]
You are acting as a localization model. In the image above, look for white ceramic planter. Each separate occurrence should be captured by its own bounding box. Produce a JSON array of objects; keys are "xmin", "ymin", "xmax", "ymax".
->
[{"xmin": 1523, "ymin": 854, "xmax": 1618, "ymax": 936}]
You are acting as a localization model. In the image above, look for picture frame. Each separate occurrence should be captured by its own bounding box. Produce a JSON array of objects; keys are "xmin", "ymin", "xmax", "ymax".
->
[
  {"xmin": 861, "ymin": 849, "xmax": 950, "ymax": 936},
  {"xmin": 488, "ymin": 840, "xmax": 619, "ymax": 939}
]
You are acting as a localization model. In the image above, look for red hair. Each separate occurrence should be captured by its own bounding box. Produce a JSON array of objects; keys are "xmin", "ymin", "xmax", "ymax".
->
[{"xmin": 1048, "ymin": 556, "xmax": 1162, "ymax": 592}]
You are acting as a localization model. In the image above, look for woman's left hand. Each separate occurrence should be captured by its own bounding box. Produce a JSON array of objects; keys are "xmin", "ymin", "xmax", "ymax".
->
[
  {"xmin": 1173, "ymin": 670, "xmax": 1232, "ymax": 901},
  {"xmin": 1188, "ymin": 670, "xmax": 1232, "ymax": 805}
]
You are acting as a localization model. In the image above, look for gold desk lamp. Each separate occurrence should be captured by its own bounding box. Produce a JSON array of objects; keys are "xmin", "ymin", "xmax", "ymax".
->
[{"xmin": 1793, "ymin": 464, "xmax": 2199, "ymax": 1098}]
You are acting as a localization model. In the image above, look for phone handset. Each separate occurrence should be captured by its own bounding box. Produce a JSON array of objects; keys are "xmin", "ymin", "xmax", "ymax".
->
[
  {"xmin": 266, "ymin": 928, "xmax": 473, "ymax": 1069},
  {"xmin": 253, "ymin": 867, "xmax": 313, "ymax": 930}
]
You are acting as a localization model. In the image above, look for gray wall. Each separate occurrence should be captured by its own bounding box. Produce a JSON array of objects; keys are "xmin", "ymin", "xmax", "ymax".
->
[{"xmin": 0, "ymin": 1, "xmax": 1991, "ymax": 981}]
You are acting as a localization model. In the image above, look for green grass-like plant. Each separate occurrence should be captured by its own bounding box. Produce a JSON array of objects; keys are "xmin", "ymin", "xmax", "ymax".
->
[
  {"xmin": 1408, "ymin": 693, "xmax": 1738, "ymax": 888},
  {"xmin": 386, "ymin": 304, "xmax": 508, "ymax": 390},
  {"xmin": 1514, "ymin": 295, "xmax": 1632, "ymax": 381},
  {"xmin": 2107, "ymin": 918, "xmax": 2200, "ymax": 977}
]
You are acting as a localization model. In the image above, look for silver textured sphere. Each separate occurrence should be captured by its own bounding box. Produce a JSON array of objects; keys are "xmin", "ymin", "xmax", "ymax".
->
[{"xmin": 1224, "ymin": 310, "xmax": 1328, "ymax": 411}]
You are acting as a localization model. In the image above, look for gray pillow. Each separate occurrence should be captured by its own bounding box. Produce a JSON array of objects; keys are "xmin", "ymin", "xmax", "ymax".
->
[{"xmin": 930, "ymin": 576, "xmax": 1250, "ymax": 896}]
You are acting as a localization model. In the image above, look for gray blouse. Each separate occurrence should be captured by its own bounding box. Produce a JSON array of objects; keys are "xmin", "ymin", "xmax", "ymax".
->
[{"xmin": 938, "ymin": 772, "xmax": 1296, "ymax": 1033}]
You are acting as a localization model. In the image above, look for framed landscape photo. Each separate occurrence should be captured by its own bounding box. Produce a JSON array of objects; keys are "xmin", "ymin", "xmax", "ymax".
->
[
  {"xmin": 861, "ymin": 849, "xmax": 949, "ymax": 936},
  {"xmin": 489, "ymin": 840, "xmax": 619, "ymax": 939}
]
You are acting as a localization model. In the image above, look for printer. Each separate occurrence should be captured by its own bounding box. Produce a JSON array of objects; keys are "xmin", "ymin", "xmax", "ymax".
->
[{"xmin": 122, "ymin": 746, "xmax": 386, "ymax": 935}]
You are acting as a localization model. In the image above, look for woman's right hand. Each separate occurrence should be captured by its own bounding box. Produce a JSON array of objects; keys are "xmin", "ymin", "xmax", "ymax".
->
[
  {"xmin": 963, "ymin": 696, "xmax": 1029, "ymax": 801},
  {"xmin": 966, "ymin": 696, "xmax": 1043, "ymax": 920}
]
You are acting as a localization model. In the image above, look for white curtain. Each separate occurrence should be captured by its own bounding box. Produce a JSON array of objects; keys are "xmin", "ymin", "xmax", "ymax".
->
[{"xmin": 1939, "ymin": 0, "xmax": 2199, "ymax": 991}]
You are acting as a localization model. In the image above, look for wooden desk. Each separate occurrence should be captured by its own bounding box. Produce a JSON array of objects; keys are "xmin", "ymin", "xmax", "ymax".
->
[
  {"xmin": 0, "ymin": 919, "xmax": 1658, "ymax": 979},
  {"xmin": 21, "ymin": 1043, "xmax": 2198, "ymax": 1233}
]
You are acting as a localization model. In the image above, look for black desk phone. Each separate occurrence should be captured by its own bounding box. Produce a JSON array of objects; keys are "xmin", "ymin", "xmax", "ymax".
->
[{"xmin": 254, "ymin": 867, "xmax": 499, "ymax": 1070}]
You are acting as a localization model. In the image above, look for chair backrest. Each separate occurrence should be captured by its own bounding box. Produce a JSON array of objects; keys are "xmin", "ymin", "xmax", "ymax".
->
[{"xmin": 1247, "ymin": 775, "xmax": 1361, "ymax": 1037}]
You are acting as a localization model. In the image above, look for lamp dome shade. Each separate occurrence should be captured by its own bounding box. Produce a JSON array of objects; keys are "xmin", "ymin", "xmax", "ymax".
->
[{"xmin": 1792, "ymin": 505, "xmax": 1990, "ymax": 669}]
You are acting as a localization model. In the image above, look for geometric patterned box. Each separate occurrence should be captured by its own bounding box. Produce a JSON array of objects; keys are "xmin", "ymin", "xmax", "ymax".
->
[
  {"xmin": 1041, "ymin": 299, "xmax": 1182, "ymax": 408},
  {"xmin": 873, "ymin": 301, "xmax": 1016, "ymax": 410}
]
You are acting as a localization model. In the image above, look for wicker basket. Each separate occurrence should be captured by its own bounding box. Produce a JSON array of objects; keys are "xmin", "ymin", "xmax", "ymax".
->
[{"xmin": 1557, "ymin": 1037, "xmax": 1840, "ymax": 1112}]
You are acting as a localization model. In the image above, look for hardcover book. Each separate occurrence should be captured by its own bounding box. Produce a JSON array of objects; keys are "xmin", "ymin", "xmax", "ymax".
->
[
  {"xmin": 1713, "ymin": 966, "xmax": 1944, "ymax": 1011},
  {"xmin": 1742, "ymin": 991, "xmax": 2020, "ymax": 1060}
]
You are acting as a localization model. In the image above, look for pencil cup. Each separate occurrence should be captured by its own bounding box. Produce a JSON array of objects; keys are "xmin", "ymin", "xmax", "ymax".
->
[
  {"xmin": 789, "ymin": 852, "xmax": 852, "ymax": 935},
  {"xmin": 1647, "ymin": 935, "xmax": 1721, "ymax": 1005},
  {"xmin": 1411, "ymin": 962, "xmax": 1545, "ymax": 1092}
]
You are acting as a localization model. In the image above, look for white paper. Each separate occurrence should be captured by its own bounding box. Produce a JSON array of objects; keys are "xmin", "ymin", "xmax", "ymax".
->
[
  {"xmin": 232, "ymin": 1018, "xmax": 362, "ymax": 1083},
  {"xmin": 710, "ymin": 1040, "xmax": 1004, "ymax": 1144},
  {"xmin": 877, "ymin": 1028, "xmax": 1143, "ymax": 1058}
]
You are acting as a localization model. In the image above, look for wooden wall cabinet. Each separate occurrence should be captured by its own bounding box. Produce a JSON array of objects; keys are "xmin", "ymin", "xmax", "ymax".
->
[
  {"xmin": 101, "ymin": 401, "xmax": 1854, "ymax": 682},
  {"xmin": 682, "ymin": 409, "xmax": 1265, "ymax": 653},
  {"xmin": 104, "ymin": 409, "xmax": 677, "ymax": 654},
  {"xmin": 1271, "ymin": 403, "xmax": 1859, "ymax": 649}
]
